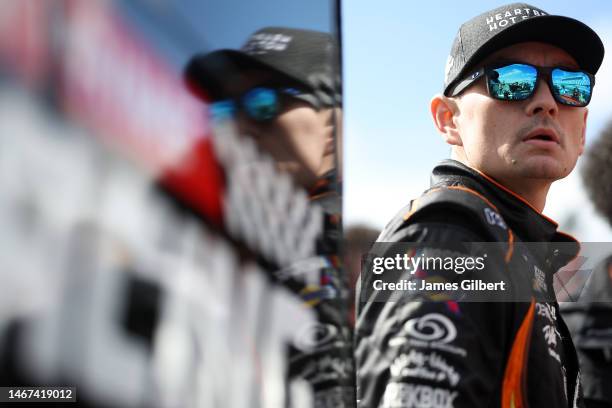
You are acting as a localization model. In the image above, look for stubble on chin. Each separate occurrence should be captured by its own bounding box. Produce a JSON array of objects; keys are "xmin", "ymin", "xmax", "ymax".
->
[
  {"xmin": 510, "ymin": 120, "xmax": 572, "ymax": 181},
  {"xmin": 516, "ymin": 158, "xmax": 571, "ymax": 181}
]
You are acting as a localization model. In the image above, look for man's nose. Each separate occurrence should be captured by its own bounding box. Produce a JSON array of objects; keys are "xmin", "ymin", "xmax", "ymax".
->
[{"xmin": 525, "ymin": 79, "xmax": 558, "ymax": 117}]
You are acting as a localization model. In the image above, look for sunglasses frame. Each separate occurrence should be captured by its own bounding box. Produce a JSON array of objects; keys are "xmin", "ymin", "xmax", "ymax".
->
[{"xmin": 450, "ymin": 61, "xmax": 595, "ymax": 107}]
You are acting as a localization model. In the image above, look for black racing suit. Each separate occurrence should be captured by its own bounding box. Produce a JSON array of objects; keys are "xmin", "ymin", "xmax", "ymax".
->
[
  {"xmin": 562, "ymin": 255, "xmax": 612, "ymax": 407},
  {"xmin": 356, "ymin": 159, "xmax": 583, "ymax": 408},
  {"xmin": 287, "ymin": 171, "xmax": 356, "ymax": 408}
]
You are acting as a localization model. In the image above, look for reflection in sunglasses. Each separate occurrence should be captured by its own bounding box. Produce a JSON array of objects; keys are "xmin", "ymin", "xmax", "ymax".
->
[
  {"xmin": 210, "ymin": 87, "xmax": 314, "ymax": 122},
  {"xmin": 486, "ymin": 63, "xmax": 593, "ymax": 107}
]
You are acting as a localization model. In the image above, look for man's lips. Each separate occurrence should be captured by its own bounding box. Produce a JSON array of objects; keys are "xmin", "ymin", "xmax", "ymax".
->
[{"xmin": 522, "ymin": 128, "xmax": 561, "ymax": 147}]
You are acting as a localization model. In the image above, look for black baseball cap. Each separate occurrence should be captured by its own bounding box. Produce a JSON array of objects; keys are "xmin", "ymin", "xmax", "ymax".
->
[
  {"xmin": 444, "ymin": 3, "xmax": 605, "ymax": 96},
  {"xmin": 185, "ymin": 27, "xmax": 340, "ymax": 106}
]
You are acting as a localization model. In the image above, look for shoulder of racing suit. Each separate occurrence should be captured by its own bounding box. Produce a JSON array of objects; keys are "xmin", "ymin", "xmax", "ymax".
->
[
  {"xmin": 378, "ymin": 185, "xmax": 512, "ymax": 245},
  {"xmin": 356, "ymin": 185, "xmax": 585, "ymax": 408}
]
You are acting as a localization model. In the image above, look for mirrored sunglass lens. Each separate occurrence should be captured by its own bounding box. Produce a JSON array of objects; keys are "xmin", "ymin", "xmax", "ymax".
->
[
  {"xmin": 488, "ymin": 64, "xmax": 537, "ymax": 100},
  {"xmin": 243, "ymin": 87, "xmax": 279, "ymax": 121},
  {"xmin": 552, "ymin": 69, "xmax": 591, "ymax": 106},
  {"xmin": 210, "ymin": 100, "xmax": 236, "ymax": 121}
]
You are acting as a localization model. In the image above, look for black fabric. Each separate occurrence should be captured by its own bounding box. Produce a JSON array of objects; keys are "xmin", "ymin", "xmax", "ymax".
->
[
  {"xmin": 562, "ymin": 256, "xmax": 612, "ymax": 404},
  {"xmin": 444, "ymin": 3, "xmax": 604, "ymax": 96},
  {"xmin": 355, "ymin": 159, "xmax": 584, "ymax": 408},
  {"xmin": 285, "ymin": 176, "xmax": 355, "ymax": 408},
  {"xmin": 431, "ymin": 160, "xmax": 579, "ymax": 256}
]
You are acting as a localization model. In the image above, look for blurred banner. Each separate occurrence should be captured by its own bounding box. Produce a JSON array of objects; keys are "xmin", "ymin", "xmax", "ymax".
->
[{"xmin": 0, "ymin": 1, "xmax": 352, "ymax": 407}]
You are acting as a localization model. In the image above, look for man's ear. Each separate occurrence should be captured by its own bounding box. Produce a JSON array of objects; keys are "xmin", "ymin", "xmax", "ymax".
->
[
  {"xmin": 431, "ymin": 94, "xmax": 462, "ymax": 146},
  {"xmin": 579, "ymin": 108, "xmax": 588, "ymax": 155}
]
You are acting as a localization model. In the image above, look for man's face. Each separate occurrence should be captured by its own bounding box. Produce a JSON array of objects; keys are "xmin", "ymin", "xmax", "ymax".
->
[
  {"xmin": 218, "ymin": 70, "xmax": 334, "ymax": 189},
  {"xmin": 452, "ymin": 42, "xmax": 588, "ymax": 186}
]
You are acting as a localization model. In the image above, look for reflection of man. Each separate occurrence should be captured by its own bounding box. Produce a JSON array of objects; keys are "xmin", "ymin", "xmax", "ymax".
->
[
  {"xmin": 185, "ymin": 26, "xmax": 340, "ymax": 190},
  {"xmin": 563, "ymin": 126, "xmax": 612, "ymax": 408},
  {"xmin": 356, "ymin": 3, "xmax": 604, "ymax": 407},
  {"xmin": 186, "ymin": 27, "xmax": 353, "ymax": 407}
]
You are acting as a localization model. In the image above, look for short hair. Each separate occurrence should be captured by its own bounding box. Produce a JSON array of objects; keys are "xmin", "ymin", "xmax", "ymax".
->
[{"xmin": 582, "ymin": 120, "xmax": 612, "ymax": 226}]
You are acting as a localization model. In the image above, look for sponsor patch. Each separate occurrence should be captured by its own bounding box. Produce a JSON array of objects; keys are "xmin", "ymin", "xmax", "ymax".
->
[
  {"xmin": 542, "ymin": 324, "xmax": 560, "ymax": 348},
  {"xmin": 535, "ymin": 302, "xmax": 556, "ymax": 323},
  {"xmin": 536, "ymin": 303, "xmax": 562, "ymax": 365},
  {"xmin": 390, "ymin": 350, "xmax": 460, "ymax": 387},
  {"xmin": 483, "ymin": 208, "xmax": 507, "ymax": 230},
  {"xmin": 242, "ymin": 32, "xmax": 293, "ymax": 54},
  {"xmin": 300, "ymin": 355, "xmax": 352, "ymax": 384},
  {"xmin": 533, "ymin": 266, "xmax": 547, "ymax": 293},
  {"xmin": 389, "ymin": 313, "xmax": 466, "ymax": 357},
  {"xmin": 403, "ymin": 314, "xmax": 456, "ymax": 343},
  {"xmin": 293, "ymin": 322, "xmax": 343, "ymax": 352},
  {"xmin": 484, "ymin": 7, "xmax": 547, "ymax": 32},
  {"xmin": 382, "ymin": 383, "xmax": 458, "ymax": 408}
]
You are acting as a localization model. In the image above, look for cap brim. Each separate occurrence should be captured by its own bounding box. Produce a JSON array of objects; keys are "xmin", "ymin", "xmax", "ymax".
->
[
  {"xmin": 184, "ymin": 49, "xmax": 312, "ymax": 99},
  {"xmin": 448, "ymin": 15, "xmax": 604, "ymax": 95}
]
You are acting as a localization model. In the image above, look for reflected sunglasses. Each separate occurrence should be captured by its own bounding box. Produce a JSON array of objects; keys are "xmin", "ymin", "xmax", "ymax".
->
[
  {"xmin": 450, "ymin": 62, "xmax": 595, "ymax": 107},
  {"xmin": 210, "ymin": 86, "xmax": 316, "ymax": 122}
]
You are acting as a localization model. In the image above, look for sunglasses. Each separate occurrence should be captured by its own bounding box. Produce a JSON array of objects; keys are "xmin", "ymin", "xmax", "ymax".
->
[
  {"xmin": 450, "ymin": 62, "xmax": 595, "ymax": 107},
  {"xmin": 209, "ymin": 86, "xmax": 316, "ymax": 122}
]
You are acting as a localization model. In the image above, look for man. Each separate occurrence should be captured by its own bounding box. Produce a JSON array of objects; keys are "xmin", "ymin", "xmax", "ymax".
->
[
  {"xmin": 356, "ymin": 3, "xmax": 604, "ymax": 408},
  {"xmin": 562, "ymin": 124, "xmax": 612, "ymax": 408},
  {"xmin": 186, "ymin": 27, "xmax": 354, "ymax": 407},
  {"xmin": 185, "ymin": 26, "xmax": 340, "ymax": 191}
]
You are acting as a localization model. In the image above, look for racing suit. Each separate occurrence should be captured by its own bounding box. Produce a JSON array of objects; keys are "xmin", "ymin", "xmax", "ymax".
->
[
  {"xmin": 287, "ymin": 171, "xmax": 356, "ymax": 408},
  {"xmin": 562, "ymin": 255, "xmax": 612, "ymax": 407},
  {"xmin": 355, "ymin": 159, "xmax": 583, "ymax": 408}
]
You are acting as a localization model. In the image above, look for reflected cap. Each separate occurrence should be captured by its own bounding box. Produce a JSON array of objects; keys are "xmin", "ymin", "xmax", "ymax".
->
[{"xmin": 185, "ymin": 27, "xmax": 340, "ymax": 106}]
